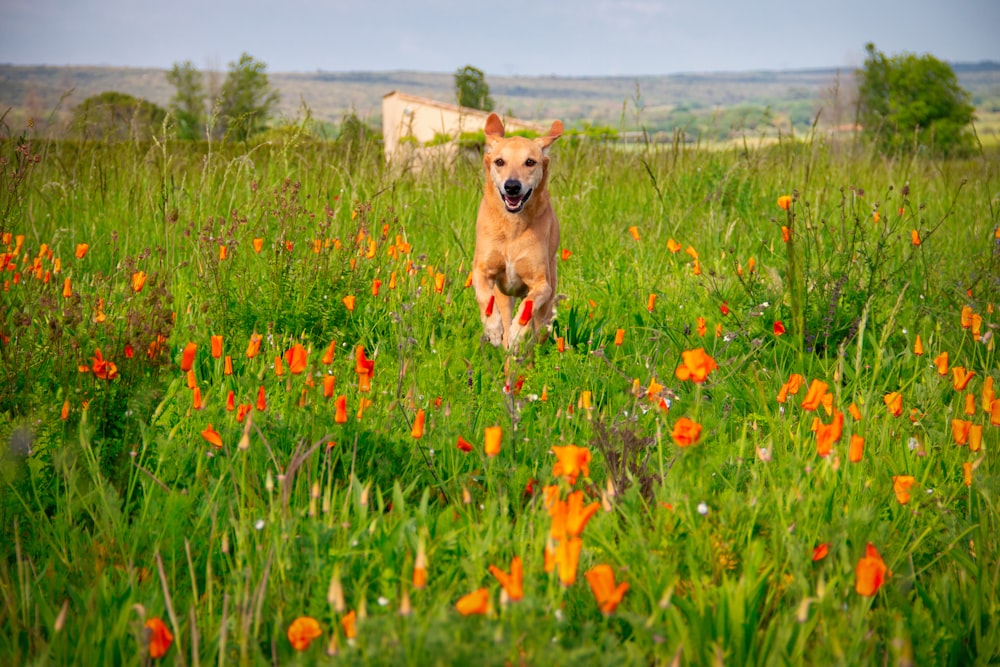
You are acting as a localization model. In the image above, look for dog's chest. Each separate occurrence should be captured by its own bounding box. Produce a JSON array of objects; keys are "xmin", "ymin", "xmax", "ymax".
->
[{"xmin": 495, "ymin": 257, "xmax": 528, "ymax": 297}]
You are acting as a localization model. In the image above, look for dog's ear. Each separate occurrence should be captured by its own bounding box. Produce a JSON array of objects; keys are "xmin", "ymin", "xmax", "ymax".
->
[
  {"xmin": 484, "ymin": 113, "xmax": 505, "ymax": 148},
  {"xmin": 535, "ymin": 120, "xmax": 563, "ymax": 155}
]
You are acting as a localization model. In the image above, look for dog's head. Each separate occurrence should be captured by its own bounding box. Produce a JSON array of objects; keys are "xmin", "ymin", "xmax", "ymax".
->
[{"xmin": 483, "ymin": 113, "xmax": 563, "ymax": 214}]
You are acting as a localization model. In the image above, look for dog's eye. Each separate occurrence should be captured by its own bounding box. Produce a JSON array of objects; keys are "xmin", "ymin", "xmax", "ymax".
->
[
  {"xmin": 525, "ymin": 158, "xmax": 536, "ymax": 167},
  {"xmin": 494, "ymin": 158, "xmax": 505, "ymax": 167}
]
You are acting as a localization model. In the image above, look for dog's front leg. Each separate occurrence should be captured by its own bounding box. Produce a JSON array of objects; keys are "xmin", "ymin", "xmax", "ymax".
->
[
  {"xmin": 507, "ymin": 280, "xmax": 552, "ymax": 351},
  {"xmin": 472, "ymin": 270, "xmax": 505, "ymax": 347}
]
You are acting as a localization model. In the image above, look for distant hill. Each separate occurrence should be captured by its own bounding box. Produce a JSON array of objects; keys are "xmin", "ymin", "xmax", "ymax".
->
[{"xmin": 2, "ymin": 62, "xmax": 998, "ymax": 137}]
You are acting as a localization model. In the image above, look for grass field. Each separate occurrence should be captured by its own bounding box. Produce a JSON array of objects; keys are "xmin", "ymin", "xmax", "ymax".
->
[{"xmin": 1, "ymin": 120, "xmax": 999, "ymax": 665}]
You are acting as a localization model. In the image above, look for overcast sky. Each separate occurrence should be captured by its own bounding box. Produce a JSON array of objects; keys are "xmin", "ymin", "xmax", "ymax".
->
[{"xmin": 1, "ymin": 0, "xmax": 997, "ymax": 76}]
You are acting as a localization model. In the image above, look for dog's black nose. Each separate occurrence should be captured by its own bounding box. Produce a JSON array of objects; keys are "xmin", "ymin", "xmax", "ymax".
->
[{"xmin": 503, "ymin": 180, "xmax": 522, "ymax": 196}]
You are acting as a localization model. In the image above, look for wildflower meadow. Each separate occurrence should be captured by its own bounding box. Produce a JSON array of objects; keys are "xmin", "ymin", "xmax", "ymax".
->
[{"xmin": 1, "ymin": 120, "xmax": 998, "ymax": 665}]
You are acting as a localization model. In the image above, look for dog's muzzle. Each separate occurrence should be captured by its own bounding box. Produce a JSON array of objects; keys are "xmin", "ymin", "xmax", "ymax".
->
[{"xmin": 500, "ymin": 180, "xmax": 532, "ymax": 213}]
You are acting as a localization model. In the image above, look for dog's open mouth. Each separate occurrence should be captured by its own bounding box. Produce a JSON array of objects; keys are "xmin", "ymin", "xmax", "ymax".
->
[{"xmin": 499, "ymin": 188, "xmax": 532, "ymax": 213}]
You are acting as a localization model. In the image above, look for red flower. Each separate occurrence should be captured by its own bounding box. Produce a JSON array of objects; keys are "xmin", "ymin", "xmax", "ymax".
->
[{"xmin": 145, "ymin": 617, "xmax": 174, "ymax": 659}]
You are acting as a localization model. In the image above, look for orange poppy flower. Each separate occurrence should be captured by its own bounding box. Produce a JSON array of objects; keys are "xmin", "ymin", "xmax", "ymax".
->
[
  {"xmin": 246, "ymin": 333, "xmax": 262, "ymax": 359},
  {"xmin": 556, "ymin": 336, "xmax": 566, "ymax": 353},
  {"xmin": 413, "ymin": 539, "xmax": 428, "ymax": 589},
  {"xmin": 90, "ymin": 349, "xmax": 118, "ymax": 380},
  {"xmin": 284, "ymin": 343, "xmax": 308, "ymax": 374},
  {"xmin": 452, "ymin": 435, "xmax": 472, "ymax": 452},
  {"xmin": 253, "ymin": 237, "xmax": 264, "ymax": 253},
  {"xmin": 776, "ymin": 373, "xmax": 804, "ymax": 403},
  {"xmin": 62, "ymin": 277, "xmax": 72, "ymax": 298},
  {"xmin": 455, "ymin": 588, "xmax": 490, "ymax": 616},
  {"xmin": 628, "ymin": 225, "xmax": 640, "ymax": 241},
  {"xmin": 144, "ymin": 617, "xmax": 174, "ymax": 659},
  {"xmin": 256, "ymin": 385, "xmax": 267, "ymax": 411},
  {"xmin": 355, "ymin": 346, "xmax": 375, "ymax": 391},
  {"xmin": 489, "ymin": 556, "xmax": 524, "ymax": 602},
  {"xmin": 951, "ymin": 366, "xmax": 975, "ymax": 391},
  {"xmin": 60, "ymin": 399, "xmax": 70, "ymax": 420},
  {"xmin": 556, "ymin": 536, "xmax": 583, "ymax": 586},
  {"xmin": 666, "ymin": 238, "xmax": 681, "ymax": 253},
  {"xmin": 210, "ymin": 335, "xmax": 223, "ymax": 359},
  {"xmin": 892, "ymin": 475, "xmax": 916, "ymax": 504},
  {"xmin": 855, "ymin": 543, "xmax": 889, "ymax": 596},
  {"xmin": 812, "ymin": 543, "xmax": 830, "ymax": 562},
  {"xmin": 848, "ymin": 402, "xmax": 862, "ymax": 420},
  {"xmin": 565, "ymin": 490, "xmax": 600, "ymax": 537},
  {"xmin": 342, "ymin": 295, "xmax": 356, "ymax": 311},
  {"xmin": 585, "ymin": 564, "xmax": 629, "ymax": 614},
  {"xmin": 912, "ymin": 335, "xmax": 924, "ymax": 356},
  {"xmin": 674, "ymin": 348, "xmax": 718, "ymax": 383},
  {"xmin": 781, "ymin": 226, "xmax": 791, "ymax": 243},
  {"xmin": 192, "ymin": 386, "xmax": 203, "ymax": 410},
  {"xmin": 883, "ymin": 391, "xmax": 903, "ymax": 417},
  {"xmin": 561, "ymin": 248, "xmax": 572, "ymax": 260},
  {"xmin": 910, "ymin": 229, "xmax": 921, "ymax": 246},
  {"xmin": 964, "ymin": 393, "xmax": 976, "ymax": 416},
  {"xmin": 991, "ymin": 399, "xmax": 1000, "ymax": 427},
  {"xmin": 226, "ymin": 390, "xmax": 235, "ymax": 411},
  {"xmin": 960, "ymin": 305, "xmax": 974, "ymax": 329},
  {"xmin": 274, "ymin": 355, "xmax": 285, "ymax": 377},
  {"xmin": 848, "ymin": 434, "xmax": 865, "ymax": 463},
  {"xmin": 800, "ymin": 379, "xmax": 828, "ymax": 411},
  {"xmin": 287, "ymin": 616, "xmax": 322, "ymax": 651},
  {"xmin": 951, "ymin": 419, "xmax": 972, "ymax": 445},
  {"xmin": 484, "ymin": 425, "xmax": 502, "ymax": 457},
  {"xmin": 321, "ymin": 341, "xmax": 336, "ymax": 365},
  {"xmin": 696, "ymin": 316, "xmax": 707, "ymax": 337},
  {"xmin": 969, "ymin": 424, "xmax": 982, "ymax": 452},
  {"xmin": 224, "ymin": 355, "xmax": 233, "ymax": 375},
  {"xmin": 646, "ymin": 293, "xmax": 656, "ymax": 312},
  {"xmin": 518, "ymin": 299, "xmax": 534, "ymax": 326},
  {"xmin": 777, "ymin": 195, "xmax": 792, "ymax": 211},
  {"xmin": 334, "ymin": 396, "xmax": 347, "ymax": 423},
  {"xmin": 934, "ymin": 351, "xmax": 949, "ymax": 375},
  {"xmin": 341, "ymin": 610, "xmax": 357, "ymax": 640},
  {"xmin": 614, "ymin": 328, "xmax": 625, "ymax": 346},
  {"xmin": 671, "ymin": 416, "xmax": 702, "ymax": 447},
  {"xmin": 410, "ymin": 408, "xmax": 426, "ymax": 439},
  {"xmin": 180, "ymin": 342, "xmax": 197, "ymax": 372},
  {"xmin": 815, "ymin": 411, "xmax": 843, "ymax": 457},
  {"xmin": 551, "ymin": 444, "xmax": 591, "ymax": 485},
  {"xmin": 963, "ymin": 461, "xmax": 974, "ymax": 486},
  {"xmin": 201, "ymin": 423, "xmax": 223, "ymax": 448},
  {"xmin": 131, "ymin": 271, "xmax": 147, "ymax": 293},
  {"xmin": 74, "ymin": 243, "xmax": 89, "ymax": 259}
]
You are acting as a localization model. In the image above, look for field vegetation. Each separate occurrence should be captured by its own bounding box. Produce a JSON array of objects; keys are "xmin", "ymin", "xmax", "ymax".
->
[{"xmin": 0, "ymin": 107, "xmax": 998, "ymax": 665}]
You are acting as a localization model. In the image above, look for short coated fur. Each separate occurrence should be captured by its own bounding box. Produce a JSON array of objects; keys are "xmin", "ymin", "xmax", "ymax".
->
[{"xmin": 472, "ymin": 112, "xmax": 563, "ymax": 350}]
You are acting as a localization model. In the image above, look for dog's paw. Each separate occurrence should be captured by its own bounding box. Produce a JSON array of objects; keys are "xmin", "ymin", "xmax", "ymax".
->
[
  {"xmin": 484, "ymin": 321, "xmax": 504, "ymax": 347},
  {"xmin": 505, "ymin": 322, "xmax": 525, "ymax": 351}
]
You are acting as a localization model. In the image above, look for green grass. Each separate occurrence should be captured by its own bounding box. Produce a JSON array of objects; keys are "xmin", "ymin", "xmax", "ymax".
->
[{"xmin": 1, "ymin": 121, "xmax": 998, "ymax": 665}]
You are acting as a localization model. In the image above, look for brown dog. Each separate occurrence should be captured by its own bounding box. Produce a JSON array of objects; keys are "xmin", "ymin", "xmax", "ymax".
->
[{"xmin": 472, "ymin": 113, "xmax": 563, "ymax": 350}]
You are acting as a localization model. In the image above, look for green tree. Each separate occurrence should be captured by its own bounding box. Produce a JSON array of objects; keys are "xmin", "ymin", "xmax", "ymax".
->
[
  {"xmin": 856, "ymin": 43, "xmax": 975, "ymax": 156},
  {"xmin": 71, "ymin": 91, "xmax": 167, "ymax": 141},
  {"xmin": 454, "ymin": 65, "xmax": 495, "ymax": 111},
  {"xmin": 166, "ymin": 60, "xmax": 206, "ymax": 140},
  {"xmin": 217, "ymin": 53, "xmax": 280, "ymax": 141}
]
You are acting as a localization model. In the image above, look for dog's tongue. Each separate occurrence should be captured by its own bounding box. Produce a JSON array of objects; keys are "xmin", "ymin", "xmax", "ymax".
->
[{"xmin": 504, "ymin": 194, "xmax": 524, "ymax": 209}]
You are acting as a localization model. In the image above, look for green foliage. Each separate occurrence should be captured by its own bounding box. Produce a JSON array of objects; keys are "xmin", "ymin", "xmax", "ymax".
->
[
  {"xmin": 454, "ymin": 65, "xmax": 495, "ymax": 111},
  {"xmin": 0, "ymin": 118, "xmax": 998, "ymax": 665},
  {"xmin": 70, "ymin": 91, "xmax": 167, "ymax": 141},
  {"xmin": 217, "ymin": 52, "xmax": 280, "ymax": 141},
  {"xmin": 165, "ymin": 60, "xmax": 206, "ymax": 140},
  {"xmin": 857, "ymin": 43, "xmax": 976, "ymax": 156}
]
